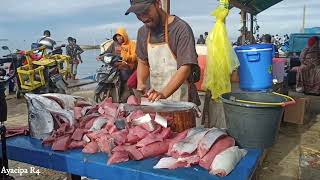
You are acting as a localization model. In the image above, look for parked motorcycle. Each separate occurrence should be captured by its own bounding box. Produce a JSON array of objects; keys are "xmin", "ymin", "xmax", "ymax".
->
[
  {"xmin": 2, "ymin": 46, "xmax": 67, "ymax": 98},
  {"xmin": 94, "ymin": 53, "xmax": 123, "ymax": 103}
]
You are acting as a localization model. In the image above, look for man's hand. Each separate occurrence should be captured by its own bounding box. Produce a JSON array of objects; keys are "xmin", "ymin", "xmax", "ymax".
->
[{"xmin": 147, "ymin": 88, "xmax": 166, "ymax": 102}]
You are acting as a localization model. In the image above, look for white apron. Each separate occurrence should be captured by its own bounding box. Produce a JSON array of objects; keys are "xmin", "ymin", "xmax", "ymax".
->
[{"xmin": 147, "ymin": 17, "xmax": 189, "ymax": 101}]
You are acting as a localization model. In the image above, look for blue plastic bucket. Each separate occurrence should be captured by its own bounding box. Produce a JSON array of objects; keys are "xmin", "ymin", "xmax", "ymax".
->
[{"xmin": 235, "ymin": 44, "xmax": 274, "ymax": 91}]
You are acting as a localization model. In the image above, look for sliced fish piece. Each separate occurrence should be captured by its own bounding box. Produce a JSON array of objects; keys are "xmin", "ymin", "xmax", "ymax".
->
[
  {"xmin": 210, "ymin": 146, "xmax": 247, "ymax": 177},
  {"xmin": 198, "ymin": 128, "xmax": 227, "ymax": 158},
  {"xmin": 171, "ymin": 128, "xmax": 210, "ymax": 157},
  {"xmin": 154, "ymin": 113, "xmax": 167, "ymax": 128},
  {"xmin": 89, "ymin": 117, "xmax": 107, "ymax": 132},
  {"xmin": 154, "ymin": 157, "xmax": 181, "ymax": 169}
]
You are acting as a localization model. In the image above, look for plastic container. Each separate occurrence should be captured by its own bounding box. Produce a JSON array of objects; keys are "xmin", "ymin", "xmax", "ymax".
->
[
  {"xmin": 221, "ymin": 92, "xmax": 294, "ymax": 148},
  {"xmin": 272, "ymin": 58, "xmax": 287, "ymax": 83},
  {"xmin": 235, "ymin": 44, "xmax": 274, "ymax": 91},
  {"xmin": 195, "ymin": 45, "xmax": 207, "ymax": 92}
]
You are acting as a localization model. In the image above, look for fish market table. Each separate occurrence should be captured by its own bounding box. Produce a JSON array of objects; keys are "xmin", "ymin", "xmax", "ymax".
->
[{"xmin": 1, "ymin": 136, "xmax": 263, "ymax": 180}]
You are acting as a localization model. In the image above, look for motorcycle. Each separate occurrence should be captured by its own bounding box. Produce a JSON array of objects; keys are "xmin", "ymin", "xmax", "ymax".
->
[
  {"xmin": 2, "ymin": 46, "xmax": 67, "ymax": 98},
  {"xmin": 94, "ymin": 53, "xmax": 123, "ymax": 103}
]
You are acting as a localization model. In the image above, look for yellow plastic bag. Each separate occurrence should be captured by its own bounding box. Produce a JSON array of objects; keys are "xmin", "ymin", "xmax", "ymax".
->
[{"xmin": 204, "ymin": 0, "xmax": 240, "ymax": 101}]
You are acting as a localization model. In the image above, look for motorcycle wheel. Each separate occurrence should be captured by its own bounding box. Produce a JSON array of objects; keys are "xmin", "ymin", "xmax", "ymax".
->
[{"xmin": 94, "ymin": 89, "xmax": 111, "ymax": 103}]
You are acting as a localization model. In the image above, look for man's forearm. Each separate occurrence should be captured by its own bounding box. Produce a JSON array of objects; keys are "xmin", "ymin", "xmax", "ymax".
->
[
  {"xmin": 160, "ymin": 65, "xmax": 191, "ymax": 98},
  {"xmin": 137, "ymin": 59, "xmax": 150, "ymax": 90}
]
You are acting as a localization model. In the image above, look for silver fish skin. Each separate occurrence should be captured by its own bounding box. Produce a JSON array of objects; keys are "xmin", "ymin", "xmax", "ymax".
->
[
  {"xmin": 41, "ymin": 93, "xmax": 86, "ymax": 110},
  {"xmin": 25, "ymin": 94, "xmax": 54, "ymax": 140},
  {"xmin": 172, "ymin": 128, "xmax": 210, "ymax": 155}
]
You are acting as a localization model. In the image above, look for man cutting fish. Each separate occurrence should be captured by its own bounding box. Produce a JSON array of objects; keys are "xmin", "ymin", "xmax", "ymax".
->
[{"xmin": 125, "ymin": 0, "xmax": 201, "ymax": 105}]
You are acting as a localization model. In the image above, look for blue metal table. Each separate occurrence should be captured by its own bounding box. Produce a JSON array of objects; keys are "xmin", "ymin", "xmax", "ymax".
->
[{"xmin": 2, "ymin": 136, "xmax": 263, "ymax": 180}]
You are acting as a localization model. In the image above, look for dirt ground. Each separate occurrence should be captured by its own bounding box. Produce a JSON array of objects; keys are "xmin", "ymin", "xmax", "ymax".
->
[{"xmin": 4, "ymin": 89, "xmax": 320, "ymax": 180}]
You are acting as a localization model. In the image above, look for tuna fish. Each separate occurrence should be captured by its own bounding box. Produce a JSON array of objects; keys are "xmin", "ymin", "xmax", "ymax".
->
[{"xmin": 25, "ymin": 93, "xmax": 60, "ymax": 139}]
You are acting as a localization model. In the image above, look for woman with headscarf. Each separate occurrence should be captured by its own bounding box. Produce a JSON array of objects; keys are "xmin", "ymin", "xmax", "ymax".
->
[
  {"xmin": 291, "ymin": 36, "xmax": 320, "ymax": 94},
  {"xmin": 97, "ymin": 27, "xmax": 137, "ymax": 102}
]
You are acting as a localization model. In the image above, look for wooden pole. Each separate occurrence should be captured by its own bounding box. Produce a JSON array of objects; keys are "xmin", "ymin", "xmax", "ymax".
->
[
  {"xmin": 241, "ymin": 10, "xmax": 247, "ymax": 45},
  {"xmin": 250, "ymin": 14, "xmax": 254, "ymax": 44},
  {"xmin": 162, "ymin": 0, "xmax": 170, "ymax": 14},
  {"xmin": 301, "ymin": 4, "xmax": 306, "ymax": 33}
]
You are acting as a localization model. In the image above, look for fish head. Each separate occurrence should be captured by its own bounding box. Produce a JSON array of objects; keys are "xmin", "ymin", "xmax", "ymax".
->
[{"xmin": 25, "ymin": 94, "xmax": 54, "ymax": 139}]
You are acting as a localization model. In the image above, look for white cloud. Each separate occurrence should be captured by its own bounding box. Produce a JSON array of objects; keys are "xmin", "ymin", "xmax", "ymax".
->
[{"xmin": 0, "ymin": 0, "xmax": 122, "ymax": 21}]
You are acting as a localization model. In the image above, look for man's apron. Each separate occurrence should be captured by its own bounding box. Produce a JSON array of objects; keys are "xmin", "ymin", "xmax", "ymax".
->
[{"xmin": 147, "ymin": 17, "xmax": 189, "ymax": 101}]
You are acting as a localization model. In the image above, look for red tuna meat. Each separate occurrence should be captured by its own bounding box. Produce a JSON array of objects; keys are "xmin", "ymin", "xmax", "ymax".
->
[
  {"xmin": 74, "ymin": 107, "xmax": 83, "ymax": 120},
  {"xmin": 79, "ymin": 114, "xmax": 100, "ymax": 128},
  {"xmin": 126, "ymin": 110, "xmax": 144, "ymax": 122},
  {"xmin": 86, "ymin": 129, "xmax": 109, "ymax": 141},
  {"xmin": 139, "ymin": 140, "xmax": 170, "ymax": 158},
  {"xmin": 112, "ymin": 145, "xmax": 144, "ymax": 161},
  {"xmin": 131, "ymin": 126, "xmax": 149, "ymax": 139},
  {"xmin": 127, "ymin": 95, "xmax": 139, "ymax": 105},
  {"xmin": 82, "ymin": 141, "xmax": 99, "ymax": 154},
  {"xmin": 99, "ymin": 97, "xmax": 113, "ymax": 108},
  {"xmin": 86, "ymin": 105, "xmax": 99, "ymax": 115},
  {"xmin": 52, "ymin": 135, "xmax": 71, "ymax": 151},
  {"xmin": 198, "ymin": 129, "xmax": 227, "ymax": 158},
  {"xmin": 69, "ymin": 141, "xmax": 84, "ymax": 149},
  {"xmin": 71, "ymin": 128, "xmax": 85, "ymax": 141},
  {"xmin": 160, "ymin": 128, "xmax": 172, "ymax": 139},
  {"xmin": 104, "ymin": 119, "xmax": 118, "ymax": 134},
  {"xmin": 199, "ymin": 136, "xmax": 235, "ymax": 170},
  {"xmin": 151, "ymin": 125, "xmax": 162, "ymax": 134},
  {"xmin": 97, "ymin": 136, "xmax": 115, "ymax": 154},
  {"xmin": 66, "ymin": 125, "xmax": 76, "ymax": 135},
  {"xmin": 85, "ymin": 118, "xmax": 97, "ymax": 130},
  {"xmin": 107, "ymin": 151, "xmax": 129, "ymax": 165},
  {"xmin": 136, "ymin": 133, "xmax": 163, "ymax": 148},
  {"xmin": 42, "ymin": 136, "xmax": 55, "ymax": 146},
  {"xmin": 167, "ymin": 130, "xmax": 189, "ymax": 156},
  {"xmin": 126, "ymin": 146, "xmax": 144, "ymax": 160},
  {"xmin": 112, "ymin": 129, "xmax": 129, "ymax": 146},
  {"xmin": 57, "ymin": 123, "xmax": 69, "ymax": 134},
  {"xmin": 126, "ymin": 133, "xmax": 140, "ymax": 144},
  {"xmin": 100, "ymin": 103, "xmax": 118, "ymax": 118}
]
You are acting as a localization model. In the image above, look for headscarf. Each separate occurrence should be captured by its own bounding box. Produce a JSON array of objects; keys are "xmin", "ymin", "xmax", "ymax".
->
[{"xmin": 308, "ymin": 36, "xmax": 319, "ymax": 47}]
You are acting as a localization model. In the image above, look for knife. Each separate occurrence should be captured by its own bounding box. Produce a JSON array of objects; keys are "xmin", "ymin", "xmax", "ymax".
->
[{"xmin": 132, "ymin": 89, "xmax": 146, "ymax": 103}]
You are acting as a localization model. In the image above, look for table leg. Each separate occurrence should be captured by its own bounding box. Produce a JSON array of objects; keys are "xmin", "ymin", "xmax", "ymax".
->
[{"xmin": 67, "ymin": 174, "xmax": 81, "ymax": 180}]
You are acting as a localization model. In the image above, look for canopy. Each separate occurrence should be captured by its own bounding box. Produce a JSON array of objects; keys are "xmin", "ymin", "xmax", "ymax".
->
[{"xmin": 229, "ymin": 0, "xmax": 283, "ymax": 15}]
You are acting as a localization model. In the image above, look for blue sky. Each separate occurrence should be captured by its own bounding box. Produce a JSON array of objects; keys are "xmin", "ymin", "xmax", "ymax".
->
[{"xmin": 0, "ymin": 0, "xmax": 319, "ymax": 49}]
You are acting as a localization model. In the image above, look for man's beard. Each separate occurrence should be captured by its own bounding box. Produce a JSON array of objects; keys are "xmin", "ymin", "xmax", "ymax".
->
[{"xmin": 148, "ymin": 9, "xmax": 164, "ymax": 31}]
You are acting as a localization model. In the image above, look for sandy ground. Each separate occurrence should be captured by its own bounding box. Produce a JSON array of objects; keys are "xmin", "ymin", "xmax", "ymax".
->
[{"xmin": 4, "ymin": 87, "xmax": 320, "ymax": 180}]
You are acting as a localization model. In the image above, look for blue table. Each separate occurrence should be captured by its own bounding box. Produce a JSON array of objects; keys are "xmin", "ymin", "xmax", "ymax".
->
[{"xmin": 2, "ymin": 136, "xmax": 263, "ymax": 180}]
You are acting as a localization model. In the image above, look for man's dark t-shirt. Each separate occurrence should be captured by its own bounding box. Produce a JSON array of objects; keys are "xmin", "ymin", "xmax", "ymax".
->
[{"xmin": 136, "ymin": 16, "xmax": 201, "ymax": 105}]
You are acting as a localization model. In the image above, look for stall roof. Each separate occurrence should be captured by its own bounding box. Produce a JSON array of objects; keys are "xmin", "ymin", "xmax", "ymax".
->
[{"xmin": 229, "ymin": 0, "xmax": 283, "ymax": 15}]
